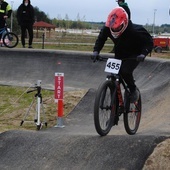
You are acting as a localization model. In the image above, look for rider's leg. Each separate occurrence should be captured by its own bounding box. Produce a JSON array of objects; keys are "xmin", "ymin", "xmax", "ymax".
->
[{"xmin": 119, "ymin": 60, "xmax": 139, "ymax": 102}]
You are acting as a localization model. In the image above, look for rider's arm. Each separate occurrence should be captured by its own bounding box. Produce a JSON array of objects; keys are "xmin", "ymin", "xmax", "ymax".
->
[
  {"xmin": 93, "ymin": 26, "xmax": 111, "ymax": 53},
  {"xmin": 6, "ymin": 4, "xmax": 12, "ymax": 18},
  {"xmin": 141, "ymin": 36, "xmax": 153, "ymax": 56},
  {"xmin": 136, "ymin": 27, "xmax": 153, "ymax": 56}
]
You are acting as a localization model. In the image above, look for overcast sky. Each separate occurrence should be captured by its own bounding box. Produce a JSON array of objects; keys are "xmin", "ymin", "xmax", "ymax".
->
[{"xmin": 12, "ymin": 0, "xmax": 170, "ymax": 26}]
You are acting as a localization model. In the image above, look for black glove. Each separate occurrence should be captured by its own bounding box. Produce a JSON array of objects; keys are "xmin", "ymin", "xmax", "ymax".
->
[
  {"xmin": 137, "ymin": 54, "xmax": 146, "ymax": 62},
  {"xmin": 91, "ymin": 51, "xmax": 99, "ymax": 62}
]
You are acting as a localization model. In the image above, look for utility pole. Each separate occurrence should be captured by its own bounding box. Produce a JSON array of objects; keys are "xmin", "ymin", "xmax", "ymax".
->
[
  {"xmin": 10, "ymin": 1, "xmax": 14, "ymax": 32},
  {"xmin": 152, "ymin": 9, "xmax": 157, "ymax": 36}
]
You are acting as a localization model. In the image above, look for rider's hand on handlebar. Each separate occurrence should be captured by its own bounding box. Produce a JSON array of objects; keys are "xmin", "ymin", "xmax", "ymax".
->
[
  {"xmin": 91, "ymin": 51, "xmax": 99, "ymax": 62},
  {"xmin": 136, "ymin": 54, "xmax": 146, "ymax": 62}
]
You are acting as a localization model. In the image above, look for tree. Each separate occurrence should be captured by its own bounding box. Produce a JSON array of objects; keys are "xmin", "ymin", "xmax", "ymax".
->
[
  {"xmin": 11, "ymin": 6, "xmax": 52, "ymax": 34},
  {"xmin": 34, "ymin": 7, "xmax": 51, "ymax": 23}
]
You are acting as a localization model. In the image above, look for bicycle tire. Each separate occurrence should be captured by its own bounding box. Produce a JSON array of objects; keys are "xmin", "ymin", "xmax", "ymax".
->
[
  {"xmin": 123, "ymin": 89, "xmax": 142, "ymax": 135},
  {"xmin": 94, "ymin": 80, "xmax": 117, "ymax": 136},
  {"xmin": 3, "ymin": 32, "xmax": 19, "ymax": 48}
]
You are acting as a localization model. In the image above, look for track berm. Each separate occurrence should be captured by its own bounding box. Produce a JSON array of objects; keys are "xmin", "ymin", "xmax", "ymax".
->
[{"xmin": 0, "ymin": 48, "xmax": 170, "ymax": 170}]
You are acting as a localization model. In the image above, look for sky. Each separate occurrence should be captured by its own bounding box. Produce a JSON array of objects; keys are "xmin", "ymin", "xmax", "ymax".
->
[{"xmin": 11, "ymin": 0, "xmax": 170, "ymax": 26}]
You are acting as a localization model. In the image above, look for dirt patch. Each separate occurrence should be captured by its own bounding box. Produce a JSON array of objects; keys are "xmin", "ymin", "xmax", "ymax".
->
[
  {"xmin": 0, "ymin": 88, "xmax": 88, "ymax": 133},
  {"xmin": 143, "ymin": 138, "xmax": 170, "ymax": 170}
]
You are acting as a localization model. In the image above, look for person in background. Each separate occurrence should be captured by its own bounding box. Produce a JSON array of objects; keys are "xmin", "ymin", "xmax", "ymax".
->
[
  {"xmin": 0, "ymin": 0, "xmax": 12, "ymax": 44},
  {"xmin": 17, "ymin": 0, "xmax": 35, "ymax": 48},
  {"xmin": 116, "ymin": 0, "xmax": 131, "ymax": 19},
  {"xmin": 92, "ymin": 7, "xmax": 153, "ymax": 103}
]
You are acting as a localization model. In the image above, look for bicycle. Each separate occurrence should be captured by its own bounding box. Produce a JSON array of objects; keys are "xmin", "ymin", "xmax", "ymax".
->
[
  {"xmin": 0, "ymin": 21, "xmax": 19, "ymax": 48},
  {"xmin": 93, "ymin": 56, "xmax": 142, "ymax": 136}
]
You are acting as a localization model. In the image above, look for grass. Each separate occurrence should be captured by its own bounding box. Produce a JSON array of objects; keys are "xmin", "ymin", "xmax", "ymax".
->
[
  {"xmin": 17, "ymin": 40, "xmax": 114, "ymax": 53},
  {"xmin": 18, "ymin": 31, "xmax": 170, "ymax": 58},
  {"xmin": 0, "ymin": 85, "xmax": 87, "ymax": 132},
  {"xmin": 17, "ymin": 30, "xmax": 114, "ymax": 52},
  {"xmin": 0, "ymin": 32, "xmax": 119, "ymax": 133},
  {"xmin": 1, "ymin": 31, "xmax": 170, "ymax": 133}
]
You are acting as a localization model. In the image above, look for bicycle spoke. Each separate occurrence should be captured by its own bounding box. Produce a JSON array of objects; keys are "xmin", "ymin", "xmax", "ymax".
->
[
  {"xmin": 123, "ymin": 94, "xmax": 141, "ymax": 135},
  {"xmin": 94, "ymin": 80, "xmax": 116, "ymax": 136},
  {"xmin": 128, "ymin": 105, "xmax": 138, "ymax": 129},
  {"xmin": 99, "ymin": 88, "xmax": 112, "ymax": 129},
  {"xmin": 3, "ymin": 32, "xmax": 18, "ymax": 48}
]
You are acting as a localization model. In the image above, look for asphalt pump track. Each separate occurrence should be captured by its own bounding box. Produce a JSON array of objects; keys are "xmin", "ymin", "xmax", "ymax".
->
[{"xmin": 0, "ymin": 48, "xmax": 170, "ymax": 170}]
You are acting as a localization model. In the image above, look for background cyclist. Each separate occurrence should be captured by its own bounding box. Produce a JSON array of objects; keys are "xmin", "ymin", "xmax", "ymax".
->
[
  {"xmin": 116, "ymin": 0, "xmax": 131, "ymax": 19},
  {"xmin": 0, "ymin": 0, "xmax": 12, "ymax": 44}
]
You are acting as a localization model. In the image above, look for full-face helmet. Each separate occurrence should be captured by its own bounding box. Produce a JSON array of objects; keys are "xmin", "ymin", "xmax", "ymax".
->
[{"xmin": 105, "ymin": 7, "xmax": 128, "ymax": 38}]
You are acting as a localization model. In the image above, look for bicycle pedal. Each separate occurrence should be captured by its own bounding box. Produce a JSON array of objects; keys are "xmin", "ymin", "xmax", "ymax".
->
[
  {"xmin": 118, "ymin": 105, "xmax": 124, "ymax": 115},
  {"xmin": 113, "ymin": 116, "xmax": 119, "ymax": 125}
]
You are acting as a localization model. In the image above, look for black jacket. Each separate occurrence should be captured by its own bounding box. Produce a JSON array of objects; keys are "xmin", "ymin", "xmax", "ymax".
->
[
  {"xmin": 17, "ymin": 0, "xmax": 35, "ymax": 26},
  {"xmin": 93, "ymin": 21, "xmax": 153, "ymax": 59}
]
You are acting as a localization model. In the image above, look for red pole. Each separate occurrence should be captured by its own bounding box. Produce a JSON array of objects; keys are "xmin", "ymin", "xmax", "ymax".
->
[
  {"xmin": 54, "ymin": 73, "xmax": 65, "ymax": 128},
  {"xmin": 58, "ymin": 99, "xmax": 63, "ymax": 117}
]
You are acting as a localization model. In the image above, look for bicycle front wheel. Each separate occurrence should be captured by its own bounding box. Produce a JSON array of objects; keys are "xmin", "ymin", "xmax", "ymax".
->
[
  {"xmin": 123, "ymin": 89, "xmax": 142, "ymax": 135},
  {"xmin": 94, "ymin": 80, "xmax": 117, "ymax": 136},
  {"xmin": 3, "ymin": 32, "xmax": 19, "ymax": 48}
]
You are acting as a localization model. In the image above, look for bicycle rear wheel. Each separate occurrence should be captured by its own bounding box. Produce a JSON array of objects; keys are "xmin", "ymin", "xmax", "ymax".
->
[
  {"xmin": 3, "ymin": 32, "xmax": 19, "ymax": 48},
  {"xmin": 94, "ymin": 80, "xmax": 117, "ymax": 136},
  {"xmin": 123, "ymin": 89, "xmax": 142, "ymax": 135}
]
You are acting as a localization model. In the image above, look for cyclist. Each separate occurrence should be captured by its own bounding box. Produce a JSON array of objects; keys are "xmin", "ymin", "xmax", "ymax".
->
[
  {"xmin": 0, "ymin": 0, "xmax": 12, "ymax": 44},
  {"xmin": 92, "ymin": 7, "xmax": 153, "ymax": 103}
]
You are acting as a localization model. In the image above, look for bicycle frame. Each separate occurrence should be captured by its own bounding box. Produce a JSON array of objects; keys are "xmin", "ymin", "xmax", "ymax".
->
[
  {"xmin": 0, "ymin": 23, "xmax": 9, "ymax": 35},
  {"xmin": 0, "ymin": 28, "xmax": 5, "ymax": 34},
  {"xmin": 107, "ymin": 73, "xmax": 130, "ymax": 113},
  {"xmin": 0, "ymin": 22, "xmax": 19, "ymax": 48},
  {"xmin": 0, "ymin": 25, "xmax": 9, "ymax": 43}
]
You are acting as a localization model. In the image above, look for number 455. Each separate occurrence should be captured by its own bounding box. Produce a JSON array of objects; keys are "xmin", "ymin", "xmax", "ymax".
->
[{"xmin": 106, "ymin": 62, "xmax": 121, "ymax": 70}]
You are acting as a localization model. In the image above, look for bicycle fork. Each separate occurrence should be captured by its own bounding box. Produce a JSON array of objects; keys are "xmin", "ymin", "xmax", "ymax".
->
[{"xmin": 115, "ymin": 79, "xmax": 125, "ymax": 115}]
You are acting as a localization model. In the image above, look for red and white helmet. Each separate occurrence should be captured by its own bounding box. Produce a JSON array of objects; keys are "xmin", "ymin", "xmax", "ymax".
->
[{"xmin": 105, "ymin": 7, "xmax": 128, "ymax": 38}]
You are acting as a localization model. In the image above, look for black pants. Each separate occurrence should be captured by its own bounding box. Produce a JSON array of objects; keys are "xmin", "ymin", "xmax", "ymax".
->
[
  {"xmin": 119, "ymin": 59, "xmax": 139, "ymax": 92},
  {"xmin": 20, "ymin": 24, "xmax": 33, "ymax": 46}
]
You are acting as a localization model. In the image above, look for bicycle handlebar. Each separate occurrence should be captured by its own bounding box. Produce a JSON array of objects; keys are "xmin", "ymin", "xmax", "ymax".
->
[
  {"xmin": 97, "ymin": 56, "xmax": 108, "ymax": 61},
  {"xmin": 93, "ymin": 55, "xmax": 145, "ymax": 62}
]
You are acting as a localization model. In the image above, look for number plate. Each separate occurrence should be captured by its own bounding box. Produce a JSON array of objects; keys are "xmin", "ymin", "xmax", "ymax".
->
[{"xmin": 104, "ymin": 58, "xmax": 122, "ymax": 74}]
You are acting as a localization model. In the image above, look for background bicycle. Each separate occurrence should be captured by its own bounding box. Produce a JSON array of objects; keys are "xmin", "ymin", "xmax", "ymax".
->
[
  {"xmin": 0, "ymin": 21, "xmax": 19, "ymax": 48},
  {"xmin": 93, "ymin": 56, "xmax": 142, "ymax": 136}
]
